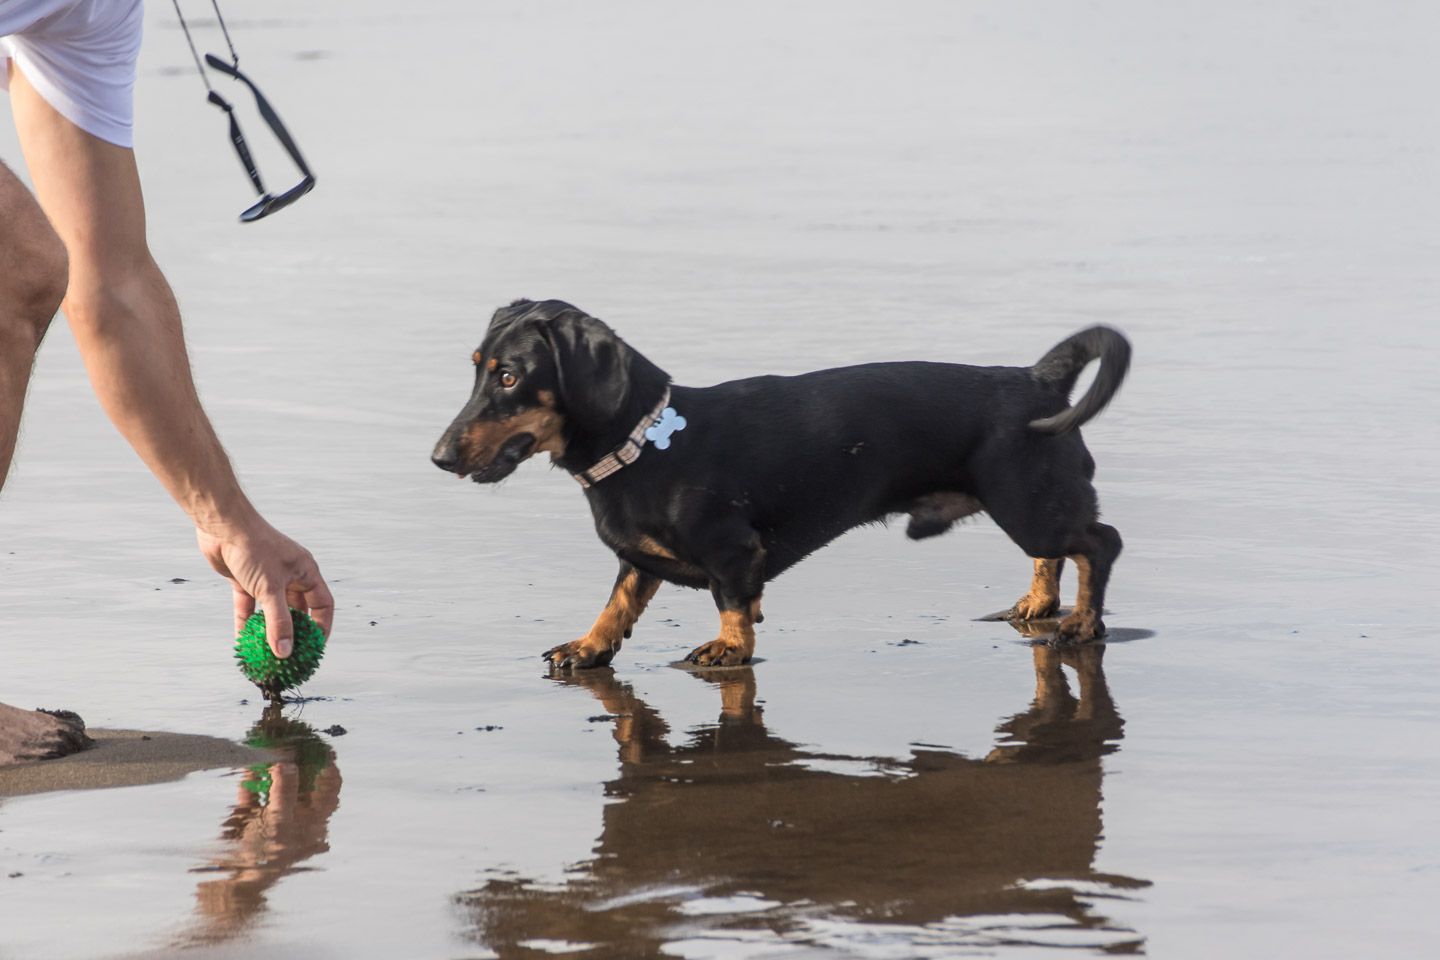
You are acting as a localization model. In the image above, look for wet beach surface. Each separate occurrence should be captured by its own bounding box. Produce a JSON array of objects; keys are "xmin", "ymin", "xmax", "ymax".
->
[{"xmin": 2, "ymin": 1, "xmax": 1439, "ymax": 957}]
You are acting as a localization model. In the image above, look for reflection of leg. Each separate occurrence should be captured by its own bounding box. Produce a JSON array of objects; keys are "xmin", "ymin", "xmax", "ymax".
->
[
  {"xmin": 1064, "ymin": 645, "xmax": 1110, "ymax": 722},
  {"xmin": 1021, "ymin": 637, "xmax": 1112, "ymax": 720},
  {"xmin": 986, "ymin": 644, "xmax": 1085, "ymax": 763},
  {"xmin": 0, "ymin": 159, "xmax": 66, "ymax": 486},
  {"xmin": 1006, "ymin": 558, "xmax": 1065, "ymax": 621},
  {"xmin": 692, "ymin": 667, "xmax": 770, "ymax": 753},
  {"xmin": 1029, "ymin": 645, "xmax": 1075, "ymax": 717},
  {"xmin": 545, "ymin": 563, "xmax": 661, "ymax": 669},
  {"xmin": 693, "ymin": 667, "xmax": 761, "ymax": 723},
  {"xmin": 551, "ymin": 669, "xmax": 670, "ymax": 764}
]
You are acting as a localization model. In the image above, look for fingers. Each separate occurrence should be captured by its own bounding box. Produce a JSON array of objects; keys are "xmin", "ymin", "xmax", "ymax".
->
[
  {"xmin": 303, "ymin": 574, "xmax": 335, "ymax": 639},
  {"xmin": 286, "ymin": 558, "xmax": 335, "ymax": 639},
  {"xmin": 232, "ymin": 586, "xmax": 256, "ymax": 637},
  {"xmin": 202, "ymin": 523, "xmax": 333, "ymax": 656},
  {"xmin": 286, "ymin": 583, "xmax": 306, "ymax": 620},
  {"xmin": 260, "ymin": 591, "xmax": 294, "ymax": 659}
]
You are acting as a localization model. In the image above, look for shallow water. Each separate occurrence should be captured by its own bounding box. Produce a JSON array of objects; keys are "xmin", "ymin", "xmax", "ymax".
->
[{"xmin": 2, "ymin": 1, "xmax": 1439, "ymax": 957}]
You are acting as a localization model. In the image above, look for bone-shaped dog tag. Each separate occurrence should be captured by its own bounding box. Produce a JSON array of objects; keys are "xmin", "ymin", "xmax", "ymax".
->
[{"xmin": 645, "ymin": 407, "xmax": 687, "ymax": 450}]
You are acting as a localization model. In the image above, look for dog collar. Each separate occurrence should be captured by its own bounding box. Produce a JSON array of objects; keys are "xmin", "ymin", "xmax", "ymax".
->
[{"xmin": 573, "ymin": 388, "xmax": 684, "ymax": 489}]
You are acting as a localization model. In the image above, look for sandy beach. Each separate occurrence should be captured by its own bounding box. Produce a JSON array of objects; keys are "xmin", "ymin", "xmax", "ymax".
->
[
  {"xmin": 2, "ymin": 0, "xmax": 1438, "ymax": 958},
  {"xmin": 0, "ymin": 727, "xmax": 269, "ymax": 799}
]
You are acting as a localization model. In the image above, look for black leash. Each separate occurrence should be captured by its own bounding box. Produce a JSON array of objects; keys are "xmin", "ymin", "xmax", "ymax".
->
[
  {"xmin": 171, "ymin": 0, "xmax": 239, "ymax": 86},
  {"xmin": 209, "ymin": 0, "xmax": 241, "ymax": 68}
]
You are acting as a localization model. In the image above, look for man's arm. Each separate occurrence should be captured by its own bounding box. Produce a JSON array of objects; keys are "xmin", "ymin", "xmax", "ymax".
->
[{"xmin": 7, "ymin": 64, "xmax": 332, "ymax": 658}]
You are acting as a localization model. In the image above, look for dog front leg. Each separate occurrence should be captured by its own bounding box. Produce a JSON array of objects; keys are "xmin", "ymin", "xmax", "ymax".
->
[
  {"xmin": 1006, "ymin": 558, "xmax": 1065, "ymax": 621},
  {"xmin": 686, "ymin": 535, "xmax": 765, "ymax": 667},
  {"xmin": 544, "ymin": 563, "xmax": 660, "ymax": 669}
]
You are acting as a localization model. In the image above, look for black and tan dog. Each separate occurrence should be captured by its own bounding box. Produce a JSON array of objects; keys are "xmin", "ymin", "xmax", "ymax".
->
[{"xmin": 432, "ymin": 299, "xmax": 1130, "ymax": 668}]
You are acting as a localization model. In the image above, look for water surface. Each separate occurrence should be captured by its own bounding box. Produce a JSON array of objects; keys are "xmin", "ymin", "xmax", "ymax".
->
[{"xmin": 2, "ymin": 1, "xmax": 1438, "ymax": 957}]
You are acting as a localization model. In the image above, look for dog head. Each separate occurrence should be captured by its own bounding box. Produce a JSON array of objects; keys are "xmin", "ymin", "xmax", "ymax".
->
[{"xmin": 431, "ymin": 299, "xmax": 649, "ymax": 483}]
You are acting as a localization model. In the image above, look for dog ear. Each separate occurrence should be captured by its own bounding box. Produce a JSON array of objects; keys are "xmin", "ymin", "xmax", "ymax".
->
[{"xmin": 540, "ymin": 313, "xmax": 633, "ymax": 433}]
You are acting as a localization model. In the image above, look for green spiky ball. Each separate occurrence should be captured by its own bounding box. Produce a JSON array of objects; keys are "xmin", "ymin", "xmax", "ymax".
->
[
  {"xmin": 240, "ymin": 708, "xmax": 333, "ymax": 798},
  {"xmin": 234, "ymin": 608, "xmax": 326, "ymax": 699}
]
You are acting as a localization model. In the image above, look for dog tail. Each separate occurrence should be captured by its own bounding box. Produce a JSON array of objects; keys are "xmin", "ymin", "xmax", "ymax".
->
[{"xmin": 1027, "ymin": 326, "xmax": 1131, "ymax": 435}]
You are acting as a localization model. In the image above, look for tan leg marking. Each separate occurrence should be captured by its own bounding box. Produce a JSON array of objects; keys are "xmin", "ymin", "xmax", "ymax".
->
[
  {"xmin": 1007, "ymin": 558, "xmax": 1064, "ymax": 621},
  {"xmin": 1057, "ymin": 555, "xmax": 1104, "ymax": 642},
  {"xmin": 685, "ymin": 606, "xmax": 758, "ymax": 667},
  {"xmin": 636, "ymin": 535, "xmax": 676, "ymax": 560},
  {"xmin": 544, "ymin": 569, "xmax": 660, "ymax": 669}
]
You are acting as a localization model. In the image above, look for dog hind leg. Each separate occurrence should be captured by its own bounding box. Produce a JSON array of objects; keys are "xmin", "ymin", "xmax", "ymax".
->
[
  {"xmin": 1057, "ymin": 522, "xmax": 1122, "ymax": 642},
  {"xmin": 687, "ymin": 530, "xmax": 766, "ymax": 667},
  {"xmin": 685, "ymin": 604, "xmax": 759, "ymax": 667}
]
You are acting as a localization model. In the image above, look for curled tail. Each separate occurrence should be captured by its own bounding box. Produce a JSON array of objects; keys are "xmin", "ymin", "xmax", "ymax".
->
[{"xmin": 1027, "ymin": 326, "xmax": 1131, "ymax": 435}]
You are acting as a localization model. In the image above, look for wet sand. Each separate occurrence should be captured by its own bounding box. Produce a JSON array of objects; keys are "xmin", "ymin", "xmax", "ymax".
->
[
  {"xmin": 3, "ymin": 0, "xmax": 1439, "ymax": 958},
  {"xmin": 0, "ymin": 729, "xmax": 269, "ymax": 799}
]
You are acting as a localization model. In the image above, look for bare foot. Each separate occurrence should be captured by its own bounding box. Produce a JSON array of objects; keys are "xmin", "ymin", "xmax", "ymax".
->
[{"xmin": 0, "ymin": 703, "xmax": 94, "ymax": 765}]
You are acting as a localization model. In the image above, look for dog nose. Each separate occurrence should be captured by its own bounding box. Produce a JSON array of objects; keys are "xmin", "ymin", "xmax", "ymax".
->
[{"xmin": 431, "ymin": 437, "xmax": 461, "ymax": 472}]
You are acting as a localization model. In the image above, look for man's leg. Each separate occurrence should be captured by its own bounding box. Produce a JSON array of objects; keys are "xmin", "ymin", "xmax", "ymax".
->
[
  {"xmin": 0, "ymin": 159, "xmax": 79, "ymax": 765},
  {"xmin": 0, "ymin": 158, "xmax": 66, "ymax": 484}
]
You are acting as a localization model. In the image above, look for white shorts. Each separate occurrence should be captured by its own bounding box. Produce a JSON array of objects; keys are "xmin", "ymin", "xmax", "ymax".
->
[{"xmin": 0, "ymin": 0, "xmax": 144, "ymax": 148}]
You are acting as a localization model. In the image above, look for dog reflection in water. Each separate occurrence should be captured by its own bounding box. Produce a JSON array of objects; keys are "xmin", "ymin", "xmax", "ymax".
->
[
  {"xmin": 459, "ymin": 634, "xmax": 1149, "ymax": 956},
  {"xmin": 176, "ymin": 706, "xmax": 342, "ymax": 946}
]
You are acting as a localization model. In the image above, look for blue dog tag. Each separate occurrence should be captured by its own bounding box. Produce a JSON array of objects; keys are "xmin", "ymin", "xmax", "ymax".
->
[{"xmin": 645, "ymin": 407, "xmax": 687, "ymax": 450}]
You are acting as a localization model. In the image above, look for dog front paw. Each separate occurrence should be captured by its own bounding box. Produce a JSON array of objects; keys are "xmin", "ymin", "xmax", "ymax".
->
[
  {"xmin": 685, "ymin": 639, "xmax": 751, "ymax": 667},
  {"xmin": 1006, "ymin": 593, "xmax": 1060, "ymax": 621},
  {"xmin": 1056, "ymin": 610, "xmax": 1105, "ymax": 643},
  {"xmin": 543, "ymin": 639, "xmax": 616, "ymax": 670}
]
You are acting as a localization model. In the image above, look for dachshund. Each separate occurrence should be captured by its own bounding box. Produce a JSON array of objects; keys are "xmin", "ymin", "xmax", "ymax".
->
[{"xmin": 431, "ymin": 299, "xmax": 1130, "ymax": 668}]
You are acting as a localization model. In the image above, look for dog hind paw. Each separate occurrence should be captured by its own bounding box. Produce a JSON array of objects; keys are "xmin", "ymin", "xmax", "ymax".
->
[{"xmin": 684, "ymin": 639, "xmax": 751, "ymax": 667}]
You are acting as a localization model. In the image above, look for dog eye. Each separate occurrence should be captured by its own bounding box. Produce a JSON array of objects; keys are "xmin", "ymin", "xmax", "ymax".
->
[{"xmin": 499, "ymin": 370, "xmax": 519, "ymax": 389}]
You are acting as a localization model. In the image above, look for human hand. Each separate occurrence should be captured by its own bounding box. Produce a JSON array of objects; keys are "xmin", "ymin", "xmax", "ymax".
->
[{"xmin": 196, "ymin": 518, "xmax": 334, "ymax": 658}]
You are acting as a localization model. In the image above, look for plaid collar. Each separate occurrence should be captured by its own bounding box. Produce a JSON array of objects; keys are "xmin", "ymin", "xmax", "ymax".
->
[{"xmin": 573, "ymin": 388, "xmax": 672, "ymax": 489}]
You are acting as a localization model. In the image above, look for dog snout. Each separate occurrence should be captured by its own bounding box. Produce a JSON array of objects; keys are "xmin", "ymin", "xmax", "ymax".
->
[{"xmin": 431, "ymin": 433, "xmax": 463, "ymax": 473}]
